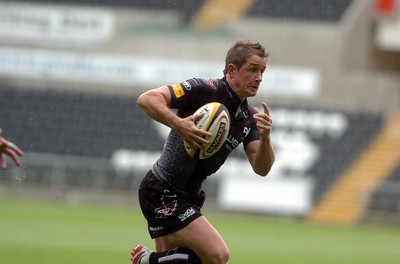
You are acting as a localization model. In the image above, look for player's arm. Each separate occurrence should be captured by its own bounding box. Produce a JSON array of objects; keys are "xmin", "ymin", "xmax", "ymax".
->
[
  {"xmin": 137, "ymin": 86, "xmax": 211, "ymax": 150},
  {"xmin": 0, "ymin": 128, "xmax": 24, "ymax": 170},
  {"xmin": 245, "ymin": 102, "xmax": 275, "ymax": 176}
]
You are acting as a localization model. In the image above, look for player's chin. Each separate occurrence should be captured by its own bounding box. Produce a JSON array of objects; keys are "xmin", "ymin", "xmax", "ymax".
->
[{"xmin": 247, "ymin": 89, "xmax": 258, "ymax": 97}]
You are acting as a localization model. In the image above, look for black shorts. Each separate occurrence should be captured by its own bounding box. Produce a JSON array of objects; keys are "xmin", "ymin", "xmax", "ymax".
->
[{"xmin": 138, "ymin": 170, "xmax": 205, "ymax": 239}]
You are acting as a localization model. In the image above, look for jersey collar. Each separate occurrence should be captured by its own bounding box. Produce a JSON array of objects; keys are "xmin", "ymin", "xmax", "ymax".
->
[{"xmin": 222, "ymin": 77, "xmax": 250, "ymax": 120}]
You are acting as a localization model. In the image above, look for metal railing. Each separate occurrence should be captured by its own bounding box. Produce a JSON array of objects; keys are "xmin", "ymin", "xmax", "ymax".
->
[{"xmin": 0, "ymin": 151, "xmax": 138, "ymax": 200}]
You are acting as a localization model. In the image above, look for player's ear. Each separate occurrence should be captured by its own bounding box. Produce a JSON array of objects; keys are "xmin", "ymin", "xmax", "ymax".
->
[{"xmin": 227, "ymin": 64, "xmax": 237, "ymax": 76}]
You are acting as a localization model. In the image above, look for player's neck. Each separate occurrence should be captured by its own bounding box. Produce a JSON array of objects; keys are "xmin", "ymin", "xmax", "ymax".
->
[{"xmin": 225, "ymin": 76, "xmax": 246, "ymax": 102}]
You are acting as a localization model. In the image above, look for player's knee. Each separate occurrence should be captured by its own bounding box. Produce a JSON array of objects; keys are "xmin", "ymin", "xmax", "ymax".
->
[
  {"xmin": 218, "ymin": 247, "xmax": 230, "ymax": 264},
  {"xmin": 203, "ymin": 246, "xmax": 230, "ymax": 264}
]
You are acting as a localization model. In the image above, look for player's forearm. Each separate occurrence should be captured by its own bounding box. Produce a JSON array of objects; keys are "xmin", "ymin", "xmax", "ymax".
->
[{"xmin": 253, "ymin": 137, "xmax": 275, "ymax": 176}]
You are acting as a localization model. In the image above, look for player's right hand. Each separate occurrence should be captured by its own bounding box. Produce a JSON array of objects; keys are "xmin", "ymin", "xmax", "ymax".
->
[{"xmin": 176, "ymin": 113, "xmax": 212, "ymax": 150}]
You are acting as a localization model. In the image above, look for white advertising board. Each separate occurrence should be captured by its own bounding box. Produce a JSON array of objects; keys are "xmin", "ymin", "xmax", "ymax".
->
[
  {"xmin": 218, "ymin": 175, "xmax": 314, "ymax": 215},
  {"xmin": 0, "ymin": 3, "xmax": 114, "ymax": 45}
]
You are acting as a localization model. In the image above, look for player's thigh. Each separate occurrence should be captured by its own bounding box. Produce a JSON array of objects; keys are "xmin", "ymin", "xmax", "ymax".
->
[{"xmin": 161, "ymin": 215, "xmax": 229, "ymax": 263}]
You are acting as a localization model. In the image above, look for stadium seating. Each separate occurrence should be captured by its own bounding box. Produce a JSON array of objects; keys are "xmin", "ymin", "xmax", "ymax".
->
[
  {"xmin": 247, "ymin": 0, "xmax": 354, "ymax": 21},
  {"xmin": 17, "ymin": 0, "xmax": 354, "ymax": 22},
  {"xmin": 368, "ymin": 162, "xmax": 400, "ymax": 214},
  {"xmin": 0, "ymin": 86, "xmax": 164, "ymax": 158},
  {"xmin": 311, "ymin": 113, "xmax": 384, "ymax": 201},
  {"xmin": 0, "ymin": 86, "xmax": 166, "ymax": 190}
]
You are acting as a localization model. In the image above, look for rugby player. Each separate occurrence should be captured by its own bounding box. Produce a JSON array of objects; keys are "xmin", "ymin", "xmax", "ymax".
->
[{"xmin": 132, "ymin": 39, "xmax": 275, "ymax": 264}]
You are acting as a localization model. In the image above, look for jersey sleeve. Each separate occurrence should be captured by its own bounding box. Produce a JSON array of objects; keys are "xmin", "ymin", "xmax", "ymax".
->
[
  {"xmin": 167, "ymin": 78, "xmax": 214, "ymax": 109},
  {"xmin": 168, "ymin": 79, "xmax": 204, "ymax": 109}
]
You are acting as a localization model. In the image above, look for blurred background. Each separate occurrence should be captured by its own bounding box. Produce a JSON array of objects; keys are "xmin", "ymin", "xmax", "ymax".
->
[{"xmin": 0, "ymin": 0, "xmax": 399, "ymax": 228}]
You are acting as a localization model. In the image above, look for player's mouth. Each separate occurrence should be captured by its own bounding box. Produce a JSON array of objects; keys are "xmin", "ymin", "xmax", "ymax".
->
[{"xmin": 250, "ymin": 85, "xmax": 259, "ymax": 91}]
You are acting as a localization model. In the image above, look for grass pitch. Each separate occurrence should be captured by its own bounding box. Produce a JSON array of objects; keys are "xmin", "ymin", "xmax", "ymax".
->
[{"xmin": 1, "ymin": 197, "xmax": 400, "ymax": 264}]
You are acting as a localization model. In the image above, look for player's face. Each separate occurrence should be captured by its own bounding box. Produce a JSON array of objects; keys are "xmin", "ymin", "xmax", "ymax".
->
[{"xmin": 231, "ymin": 55, "xmax": 267, "ymax": 99}]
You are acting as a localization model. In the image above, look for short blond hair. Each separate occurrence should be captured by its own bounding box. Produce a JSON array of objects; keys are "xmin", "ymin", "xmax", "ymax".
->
[{"xmin": 223, "ymin": 39, "xmax": 269, "ymax": 75}]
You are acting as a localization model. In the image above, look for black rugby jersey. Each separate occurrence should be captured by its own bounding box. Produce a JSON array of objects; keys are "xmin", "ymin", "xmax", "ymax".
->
[{"xmin": 152, "ymin": 77, "xmax": 260, "ymax": 196}]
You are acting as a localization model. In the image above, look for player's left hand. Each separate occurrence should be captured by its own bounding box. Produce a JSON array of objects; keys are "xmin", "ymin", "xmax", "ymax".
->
[
  {"xmin": 253, "ymin": 102, "xmax": 272, "ymax": 141},
  {"xmin": 0, "ymin": 129, "xmax": 24, "ymax": 170}
]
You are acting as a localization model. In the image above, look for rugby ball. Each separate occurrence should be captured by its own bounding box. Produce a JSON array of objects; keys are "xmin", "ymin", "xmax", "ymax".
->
[{"xmin": 184, "ymin": 102, "xmax": 230, "ymax": 159}]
